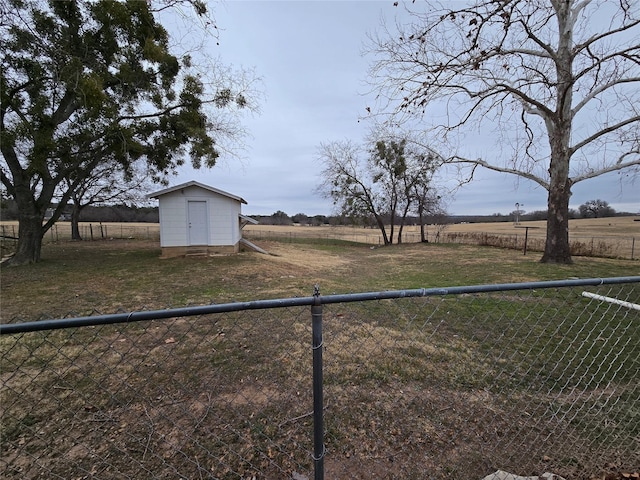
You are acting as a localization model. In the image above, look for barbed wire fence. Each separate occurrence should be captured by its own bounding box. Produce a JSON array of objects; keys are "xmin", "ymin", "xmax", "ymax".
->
[
  {"xmin": 1, "ymin": 222, "xmax": 636, "ymax": 259},
  {"xmin": 1, "ymin": 277, "xmax": 639, "ymax": 480},
  {"xmin": 244, "ymin": 230, "xmax": 637, "ymax": 260}
]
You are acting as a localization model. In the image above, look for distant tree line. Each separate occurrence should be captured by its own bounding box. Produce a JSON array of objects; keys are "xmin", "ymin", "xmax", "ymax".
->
[
  {"xmin": 457, "ymin": 200, "xmax": 629, "ymax": 223},
  {"xmin": 1, "ymin": 197, "xmax": 158, "ymax": 223},
  {"xmin": 254, "ymin": 210, "xmax": 449, "ymax": 227},
  {"xmin": 1, "ymin": 195, "xmax": 631, "ymax": 226},
  {"xmin": 255, "ymin": 199, "xmax": 632, "ymax": 226},
  {"xmin": 78, "ymin": 205, "xmax": 159, "ymax": 223}
]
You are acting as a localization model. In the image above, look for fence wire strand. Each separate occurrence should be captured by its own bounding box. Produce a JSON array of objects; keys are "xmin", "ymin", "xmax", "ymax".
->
[{"xmin": 1, "ymin": 280, "xmax": 638, "ymax": 479}]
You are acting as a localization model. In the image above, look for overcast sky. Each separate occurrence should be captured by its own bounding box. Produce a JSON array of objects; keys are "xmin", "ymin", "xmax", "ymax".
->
[{"xmin": 170, "ymin": 1, "xmax": 639, "ymax": 217}]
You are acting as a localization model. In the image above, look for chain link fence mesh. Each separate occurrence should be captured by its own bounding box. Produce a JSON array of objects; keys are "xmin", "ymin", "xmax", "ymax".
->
[{"xmin": 1, "ymin": 280, "xmax": 638, "ymax": 479}]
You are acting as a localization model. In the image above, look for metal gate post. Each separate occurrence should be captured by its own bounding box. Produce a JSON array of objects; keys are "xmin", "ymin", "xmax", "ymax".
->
[{"xmin": 312, "ymin": 285, "xmax": 325, "ymax": 480}]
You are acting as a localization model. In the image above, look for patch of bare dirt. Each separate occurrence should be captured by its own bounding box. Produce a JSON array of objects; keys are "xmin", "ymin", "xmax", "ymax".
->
[{"xmin": 251, "ymin": 241, "xmax": 352, "ymax": 270}]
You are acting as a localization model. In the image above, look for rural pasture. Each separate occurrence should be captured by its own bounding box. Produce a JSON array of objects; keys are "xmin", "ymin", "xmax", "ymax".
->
[
  {"xmin": 244, "ymin": 216, "xmax": 639, "ymax": 259},
  {"xmin": 253, "ymin": 214, "xmax": 640, "ymax": 240},
  {"xmin": 2, "ymin": 215, "xmax": 637, "ymax": 260},
  {"xmin": 1, "ymin": 229, "xmax": 638, "ymax": 479}
]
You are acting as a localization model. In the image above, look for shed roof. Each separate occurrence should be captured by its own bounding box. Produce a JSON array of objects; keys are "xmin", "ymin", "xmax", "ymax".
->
[
  {"xmin": 147, "ymin": 181, "xmax": 247, "ymax": 204},
  {"xmin": 239, "ymin": 214, "xmax": 259, "ymax": 225}
]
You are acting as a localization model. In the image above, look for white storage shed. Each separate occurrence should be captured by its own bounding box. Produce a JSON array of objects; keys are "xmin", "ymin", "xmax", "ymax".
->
[{"xmin": 148, "ymin": 181, "xmax": 257, "ymax": 258}]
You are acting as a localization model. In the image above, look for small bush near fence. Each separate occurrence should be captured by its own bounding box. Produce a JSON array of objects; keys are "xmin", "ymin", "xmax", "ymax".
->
[{"xmin": 1, "ymin": 278, "xmax": 638, "ymax": 479}]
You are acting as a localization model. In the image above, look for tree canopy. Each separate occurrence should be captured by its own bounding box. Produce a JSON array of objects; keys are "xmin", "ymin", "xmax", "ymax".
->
[
  {"xmin": 367, "ymin": 0, "xmax": 640, "ymax": 263},
  {"xmin": 578, "ymin": 199, "xmax": 616, "ymax": 219},
  {"xmin": 1, "ymin": 0, "xmax": 257, "ymax": 265}
]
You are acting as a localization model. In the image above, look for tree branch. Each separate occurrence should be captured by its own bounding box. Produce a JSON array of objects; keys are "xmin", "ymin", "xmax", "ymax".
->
[
  {"xmin": 572, "ymin": 157, "xmax": 640, "ymax": 183},
  {"xmin": 570, "ymin": 114, "xmax": 640, "ymax": 154},
  {"xmin": 572, "ymin": 76, "xmax": 640, "ymax": 116},
  {"xmin": 447, "ymin": 156, "xmax": 550, "ymax": 190}
]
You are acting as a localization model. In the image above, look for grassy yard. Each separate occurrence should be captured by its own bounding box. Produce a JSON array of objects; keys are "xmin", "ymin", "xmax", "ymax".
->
[
  {"xmin": 1, "ymin": 239, "xmax": 638, "ymax": 479},
  {"xmin": 1, "ymin": 237, "xmax": 637, "ymax": 321}
]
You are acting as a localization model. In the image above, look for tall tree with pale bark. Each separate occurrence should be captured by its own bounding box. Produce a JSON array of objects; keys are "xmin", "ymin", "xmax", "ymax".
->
[
  {"xmin": 367, "ymin": 0, "xmax": 640, "ymax": 263},
  {"xmin": 1, "ymin": 0, "xmax": 258, "ymax": 265}
]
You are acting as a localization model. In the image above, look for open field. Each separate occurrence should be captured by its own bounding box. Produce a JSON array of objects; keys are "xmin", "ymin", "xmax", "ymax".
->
[
  {"xmin": 244, "ymin": 216, "xmax": 640, "ymax": 259},
  {"xmin": 2, "ymin": 238, "xmax": 639, "ymax": 479},
  {"xmin": 2, "ymin": 215, "xmax": 638, "ymax": 237},
  {"xmin": 1, "ymin": 215, "xmax": 638, "ymax": 259},
  {"xmin": 250, "ymin": 215, "xmax": 640, "ymax": 238}
]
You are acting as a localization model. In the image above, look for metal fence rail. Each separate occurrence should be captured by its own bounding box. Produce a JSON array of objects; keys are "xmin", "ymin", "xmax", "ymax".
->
[{"xmin": 1, "ymin": 277, "xmax": 639, "ymax": 479}]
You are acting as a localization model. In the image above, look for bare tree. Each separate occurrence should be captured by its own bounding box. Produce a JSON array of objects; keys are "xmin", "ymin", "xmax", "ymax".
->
[
  {"xmin": 414, "ymin": 186, "xmax": 444, "ymax": 243},
  {"xmin": 373, "ymin": 137, "xmax": 438, "ymax": 243},
  {"xmin": 317, "ymin": 140, "xmax": 392, "ymax": 244},
  {"xmin": 316, "ymin": 136, "xmax": 439, "ymax": 245},
  {"xmin": 367, "ymin": 0, "xmax": 640, "ymax": 263},
  {"xmin": 61, "ymin": 163, "xmax": 153, "ymax": 240}
]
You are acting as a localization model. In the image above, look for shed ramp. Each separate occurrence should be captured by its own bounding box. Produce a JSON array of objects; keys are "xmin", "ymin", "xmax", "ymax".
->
[{"xmin": 240, "ymin": 238, "xmax": 278, "ymax": 256}]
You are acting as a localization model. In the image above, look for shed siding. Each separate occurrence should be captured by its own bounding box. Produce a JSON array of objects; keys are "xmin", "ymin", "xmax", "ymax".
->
[
  {"xmin": 157, "ymin": 185, "xmax": 241, "ymax": 248},
  {"xmin": 209, "ymin": 194, "xmax": 241, "ymax": 246},
  {"xmin": 158, "ymin": 191, "xmax": 187, "ymax": 247}
]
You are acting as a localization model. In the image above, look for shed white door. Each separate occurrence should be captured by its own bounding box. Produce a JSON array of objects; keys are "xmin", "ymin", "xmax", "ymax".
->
[{"xmin": 188, "ymin": 201, "xmax": 208, "ymax": 245}]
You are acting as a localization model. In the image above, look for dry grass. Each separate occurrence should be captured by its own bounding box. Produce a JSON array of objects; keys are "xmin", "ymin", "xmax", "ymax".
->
[
  {"xmin": 1, "ymin": 237, "xmax": 638, "ymax": 479},
  {"xmin": 2, "ymin": 215, "xmax": 637, "ymax": 240},
  {"xmin": 244, "ymin": 215, "xmax": 639, "ymax": 237},
  {"xmin": 243, "ymin": 216, "xmax": 639, "ymax": 259},
  {"xmin": 1, "ymin": 237, "xmax": 636, "ymax": 321},
  {"xmin": 1, "ymin": 216, "xmax": 637, "ymax": 260},
  {"xmin": 444, "ymin": 216, "xmax": 638, "ymax": 236}
]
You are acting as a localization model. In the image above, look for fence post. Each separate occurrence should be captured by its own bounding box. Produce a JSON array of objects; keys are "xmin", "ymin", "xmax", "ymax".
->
[{"xmin": 311, "ymin": 285, "xmax": 325, "ymax": 480}]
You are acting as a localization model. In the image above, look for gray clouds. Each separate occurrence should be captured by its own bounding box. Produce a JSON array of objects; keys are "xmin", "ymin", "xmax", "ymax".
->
[{"xmin": 171, "ymin": 1, "xmax": 638, "ymax": 216}]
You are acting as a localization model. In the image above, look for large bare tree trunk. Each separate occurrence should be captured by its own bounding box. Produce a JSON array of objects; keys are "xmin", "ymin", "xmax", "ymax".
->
[
  {"xmin": 374, "ymin": 213, "xmax": 390, "ymax": 245},
  {"xmin": 541, "ymin": 129, "xmax": 574, "ymax": 264},
  {"xmin": 540, "ymin": 1, "xmax": 573, "ymax": 265},
  {"xmin": 71, "ymin": 204, "xmax": 82, "ymax": 241},
  {"xmin": 2, "ymin": 160, "xmax": 49, "ymax": 266},
  {"xmin": 8, "ymin": 208, "xmax": 45, "ymax": 266},
  {"xmin": 542, "ymin": 175, "xmax": 572, "ymax": 263}
]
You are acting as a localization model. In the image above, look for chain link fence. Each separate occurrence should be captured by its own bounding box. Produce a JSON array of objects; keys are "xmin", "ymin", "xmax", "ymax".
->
[{"xmin": 1, "ymin": 277, "xmax": 638, "ymax": 479}]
